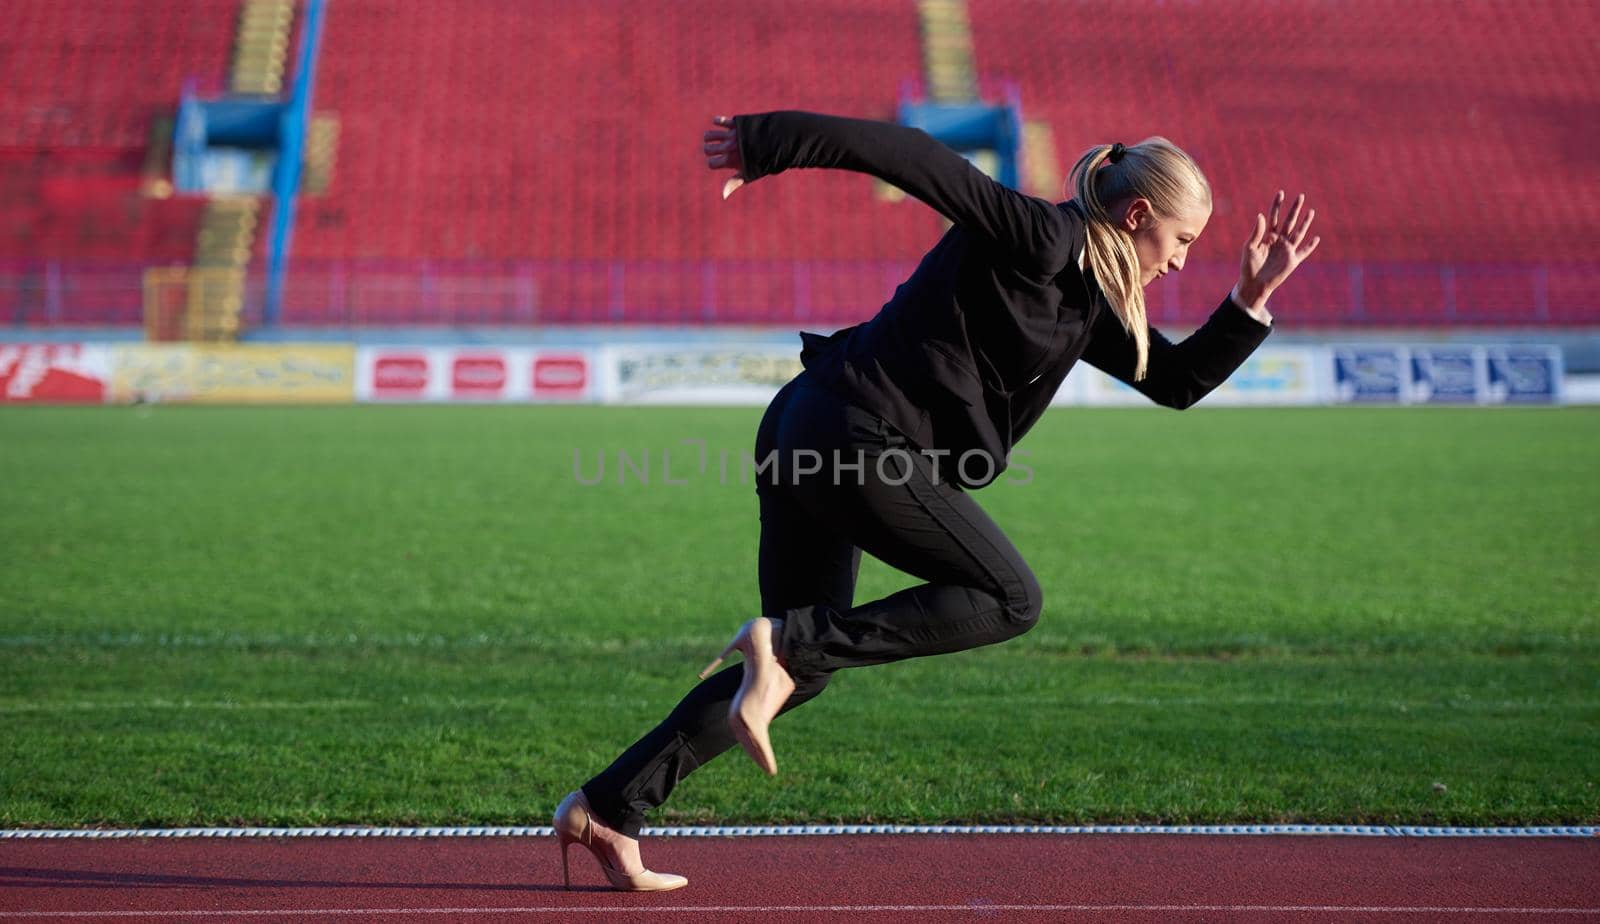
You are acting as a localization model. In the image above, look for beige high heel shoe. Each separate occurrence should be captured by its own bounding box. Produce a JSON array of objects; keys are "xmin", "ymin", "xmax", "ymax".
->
[
  {"xmin": 699, "ymin": 617, "xmax": 795, "ymax": 776},
  {"xmin": 552, "ymin": 790, "xmax": 687, "ymax": 892}
]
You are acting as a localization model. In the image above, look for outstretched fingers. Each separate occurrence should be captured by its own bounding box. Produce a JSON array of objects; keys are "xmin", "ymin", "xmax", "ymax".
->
[
  {"xmin": 704, "ymin": 131, "xmax": 734, "ymax": 166},
  {"xmin": 1248, "ymin": 213, "xmax": 1268, "ymax": 249},
  {"xmin": 1279, "ymin": 192, "xmax": 1305, "ymax": 238},
  {"xmin": 704, "ymin": 117, "xmax": 740, "ymax": 172},
  {"xmin": 1291, "ymin": 208, "xmax": 1317, "ymax": 248}
]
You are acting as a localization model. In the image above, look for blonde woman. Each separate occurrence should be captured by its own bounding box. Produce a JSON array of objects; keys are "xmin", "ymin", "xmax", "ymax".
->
[{"xmin": 554, "ymin": 111, "xmax": 1321, "ymax": 891}]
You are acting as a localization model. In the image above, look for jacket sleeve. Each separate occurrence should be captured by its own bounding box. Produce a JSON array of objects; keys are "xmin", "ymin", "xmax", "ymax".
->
[
  {"xmin": 735, "ymin": 110, "xmax": 1073, "ymax": 276},
  {"xmin": 1080, "ymin": 295, "xmax": 1273, "ymax": 409}
]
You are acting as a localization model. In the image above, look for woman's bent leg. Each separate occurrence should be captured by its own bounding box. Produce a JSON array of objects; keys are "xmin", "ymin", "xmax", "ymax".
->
[
  {"xmin": 771, "ymin": 386, "xmax": 1044, "ymax": 679},
  {"xmin": 579, "ymin": 376, "xmax": 859, "ymax": 836}
]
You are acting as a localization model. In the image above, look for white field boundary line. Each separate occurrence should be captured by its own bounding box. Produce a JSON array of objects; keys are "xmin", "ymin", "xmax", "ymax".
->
[
  {"xmin": 2, "ymin": 631, "xmax": 1589, "ymax": 664},
  {"xmin": 2, "ymin": 904, "xmax": 1600, "ymax": 918},
  {"xmin": 1, "ymin": 697, "xmax": 1593, "ymax": 713},
  {"xmin": 1, "ymin": 824, "xmax": 1595, "ymax": 839}
]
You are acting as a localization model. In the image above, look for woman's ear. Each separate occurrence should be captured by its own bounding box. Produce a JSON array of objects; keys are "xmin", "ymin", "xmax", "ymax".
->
[{"xmin": 1121, "ymin": 197, "xmax": 1155, "ymax": 233}]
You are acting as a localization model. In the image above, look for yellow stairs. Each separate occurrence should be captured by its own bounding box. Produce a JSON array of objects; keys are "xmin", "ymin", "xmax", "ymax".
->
[
  {"xmin": 879, "ymin": 0, "xmax": 978, "ymax": 203},
  {"xmin": 919, "ymin": 0, "xmax": 978, "ymax": 103},
  {"xmin": 188, "ymin": 197, "xmax": 261, "ymax": 342},
  {"xmin": 1021, "ymin": 119, "xmax": 1063, "ymax": 200},
  {"xmin": 231, "ymin": 0, "xmax": 295, "ymax": 95},
  {"xmin": 889, "ymin": 0, "xmax": 1062, "ymax": 202},
  {"xmin": 302, "ymin": 113, "xmax": 340, "ymax": 196},
  {"xmin": 149, "ymin": 0, "xmax": 299, "ymax": 342},
  {"xmin": 891, "ymin": 0, "xmax": 1051, "ymax": 202}
]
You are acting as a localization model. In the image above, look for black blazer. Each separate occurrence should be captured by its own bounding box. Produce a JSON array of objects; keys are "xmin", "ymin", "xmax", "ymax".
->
[{"xmin": 735, "ymin": 111, "xmax": 1272, "ymax": 488}]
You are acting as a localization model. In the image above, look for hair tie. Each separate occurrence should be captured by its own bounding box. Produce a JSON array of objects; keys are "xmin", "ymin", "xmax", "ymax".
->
[{"xmin": 1107, "ymin": 143, "xmax": 1126, "ymax": 164}]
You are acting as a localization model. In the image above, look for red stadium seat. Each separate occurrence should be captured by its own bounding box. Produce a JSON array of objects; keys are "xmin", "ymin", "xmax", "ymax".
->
[{"xmin": 3, "ymin": 0, "xmax": 1595, "ymax": 327}]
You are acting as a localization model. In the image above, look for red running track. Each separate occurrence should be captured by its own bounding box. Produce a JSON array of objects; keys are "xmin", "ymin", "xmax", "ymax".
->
[{"xmin": 1, "ymin": 834, "xmax": 1597, "ymax": 922}]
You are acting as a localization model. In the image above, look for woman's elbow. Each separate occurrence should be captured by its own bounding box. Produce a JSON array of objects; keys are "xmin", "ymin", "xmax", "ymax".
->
[
  {"xmin": 1139, "ymin": 371, "xmax": 1208, "ymax": 410},
  {"xmin": 1153, "ymin": 384, "xmax": 1201, "ymax": 410}
]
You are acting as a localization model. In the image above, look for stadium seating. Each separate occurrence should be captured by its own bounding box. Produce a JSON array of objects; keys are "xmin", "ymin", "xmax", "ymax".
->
[
  {"xmin": 0, "ymin": 0, "xmax": 236, "ymax": 308},
  {"xmin": 966, "ymin": 0, "xmax": 1600, "ymax": 323},
  {"xmin": 296, "ymin": 0, "xmax": 934, "ymax": 261},
  {"xmin": 3, "ymin": 0, "xmax": 1596, "ymax": 326}
]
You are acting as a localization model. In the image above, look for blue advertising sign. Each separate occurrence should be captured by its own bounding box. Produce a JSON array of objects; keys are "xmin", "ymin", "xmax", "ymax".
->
[
  {"xmin": 1486, "ymin": 347, "xmax": 1561, "ymax": 404},
  {"xmin": 1334, "ymin": 348, "xmax": 1405, "ymax": 403},
  {"xmin": 1410, "ymin": 348, "xmax": 1480, "ymax": 403}
]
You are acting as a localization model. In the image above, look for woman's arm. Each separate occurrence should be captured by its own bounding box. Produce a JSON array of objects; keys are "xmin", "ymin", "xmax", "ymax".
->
[
  {"xmin": 1079, "ymin": 295, "xmax": 1272, "ymax": 409},
  {"xmin": 705, "ymin": 111, "xmax": 1073, "ymax": 276},
  {"xmin": 1080, "ymin": 191, "xmax": 1320, "ymax": 409}
]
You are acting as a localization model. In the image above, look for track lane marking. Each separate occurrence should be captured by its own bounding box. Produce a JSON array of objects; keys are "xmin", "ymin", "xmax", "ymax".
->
[
  {"xmin": 6, "ymin": 825, "xmax": 1597, "ymax": 837},
  {"xmin": 3, "ymin": 905, "xmax": 1600, "ymax": 918}
]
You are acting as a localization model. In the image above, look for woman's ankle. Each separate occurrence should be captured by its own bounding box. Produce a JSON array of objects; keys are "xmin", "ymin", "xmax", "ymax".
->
[{"xmin": 767, "ymin": 617, "xmax": 788, "ymax": 667}]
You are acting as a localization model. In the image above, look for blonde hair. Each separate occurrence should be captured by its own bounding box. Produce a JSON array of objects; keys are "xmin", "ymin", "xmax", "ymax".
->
[{"xmin": 1068, "ymin": 138, "xmax": 1211, "ymax": 381}]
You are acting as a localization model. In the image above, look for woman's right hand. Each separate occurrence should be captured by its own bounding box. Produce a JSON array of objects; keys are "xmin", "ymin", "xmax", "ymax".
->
[
  {"xmin": 704, "ymin": 115, "xmax": 747, "ymax": 200},
  {"xmin": 1237, "ymin": 190, "xmax": 1320, "ymax": 311}
]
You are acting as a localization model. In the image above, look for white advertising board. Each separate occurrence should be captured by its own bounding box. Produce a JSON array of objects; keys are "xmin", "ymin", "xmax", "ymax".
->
[
  {"xmin": 593, "ymin": 343, "xmax": 804, "ymax": 405},
  {"xmin": 355, "ymin": 347, "xmax": 594, "ymax": 402}
]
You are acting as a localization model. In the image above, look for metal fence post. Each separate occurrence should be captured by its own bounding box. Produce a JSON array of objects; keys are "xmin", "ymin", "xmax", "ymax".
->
[
  {"xmin": 1348, "ymin": 264, "xmax": 1364, "ymax": 323},
  {"xmin": 46, "ymin": 261, "xmax": 62, "ymax": 325},
  {"xmin": 609, "ymin": 262, "xmax": 625, "ymax": 322},
  {"xmin": 701, "ymin": 261, "xmax": 717, "ymax": 322}
]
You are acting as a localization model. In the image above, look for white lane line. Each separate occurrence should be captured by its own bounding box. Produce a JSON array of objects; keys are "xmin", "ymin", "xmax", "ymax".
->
[
  {"xmin": 1, "ymin": 695, "xmax": 1590, "ymax": 714},
  {"xmin": 2, "ymin": 905, "xmax": 1600, "ymax": 918},
  {"xmin": 0, "ymin": 701, "xmax": 370, "ymax": 713},
  {"xmin": 5, "ymin": 824, "xmax": 1597, "ymax": 838}
]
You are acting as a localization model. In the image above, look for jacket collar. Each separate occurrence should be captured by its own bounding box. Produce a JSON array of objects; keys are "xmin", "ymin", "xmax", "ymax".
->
[{"xmin": 1056, "ymin": 199, "xmax": 1099, "ymax": 313}]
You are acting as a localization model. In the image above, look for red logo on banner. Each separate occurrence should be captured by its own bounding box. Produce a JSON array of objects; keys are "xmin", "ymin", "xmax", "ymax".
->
[
  {"xmin": 0, "ymin": 344, "xmax": 106, "ymax": 403},
  {"xmin": 452, "ymin": 355, "xmax": 507, "ymax": 396},
  {"xmin": 373, "ymin": 355, "xmax": 429, "ymax": 394},
  {"xmin": 533, "ymin": 355, "xmax": 588, "ymax": 396}
]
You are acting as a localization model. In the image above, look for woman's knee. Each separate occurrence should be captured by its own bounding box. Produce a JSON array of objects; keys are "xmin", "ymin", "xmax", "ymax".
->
[
  {"xmin": 779, "ymin": 670, "xmax": 832, "ymax": 715},
  {"xmin": 1002, "ymin": 562, "xmax": 1044, "ymax": 630}
]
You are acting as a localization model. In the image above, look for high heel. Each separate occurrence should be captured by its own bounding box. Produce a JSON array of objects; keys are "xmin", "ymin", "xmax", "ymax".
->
[
  {"xmin": 699, "ymin": 617, "xmax": 795, "ymax": 776},
  {"xmin": 552, "ymin": 790, "xmax": 687, "ymax": 892}
]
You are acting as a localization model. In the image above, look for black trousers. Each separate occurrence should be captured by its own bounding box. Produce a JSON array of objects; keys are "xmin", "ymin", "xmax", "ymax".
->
[{"xmin": 581, "ymin": 371, "xmax": 1043, "ymax": 837}]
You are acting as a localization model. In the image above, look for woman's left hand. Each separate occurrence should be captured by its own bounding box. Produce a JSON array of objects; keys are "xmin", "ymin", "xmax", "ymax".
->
[
  {"xmin": 704, "ymin": 115, "xmax": 747, "ymax": 200},
  {"xmin": 1237, "ymin": 190, "xmax": 1321, "ymax": 310}
]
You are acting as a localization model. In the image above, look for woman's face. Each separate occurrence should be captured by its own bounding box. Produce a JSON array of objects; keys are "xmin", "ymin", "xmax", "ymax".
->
[{"xmin": 1119, "ymin": 197, "xmax": 1212, "ymax": 287}]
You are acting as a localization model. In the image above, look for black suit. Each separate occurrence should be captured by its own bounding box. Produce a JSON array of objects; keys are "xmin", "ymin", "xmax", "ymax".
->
[{"xmin": 582, "ymin": 112, "xmax": 1270, "ymax": 837}]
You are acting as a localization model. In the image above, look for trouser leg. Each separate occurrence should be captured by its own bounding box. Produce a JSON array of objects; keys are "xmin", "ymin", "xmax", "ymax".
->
[
  {"xmin": 580, "ymin": 376, "xmax": 1044, "ymax": 834},
  {"xmin": 581, "ymin": 375, "xmax": 859, "ymax": 837},
  {"xmin": 770, "ymin": 382, "xmax": 1044, "ymax": 679}
]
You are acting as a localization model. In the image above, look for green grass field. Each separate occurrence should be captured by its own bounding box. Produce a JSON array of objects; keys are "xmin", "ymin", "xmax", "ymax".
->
[{"xmin": 2, "ymin": 404, "xmax": 1596, "ymax": 829}]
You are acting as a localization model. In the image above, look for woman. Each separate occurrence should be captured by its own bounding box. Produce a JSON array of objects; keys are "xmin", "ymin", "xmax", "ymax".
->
[{"xmin": 554, "ymin": 110, "xmax": 1321, "ymax": 891}]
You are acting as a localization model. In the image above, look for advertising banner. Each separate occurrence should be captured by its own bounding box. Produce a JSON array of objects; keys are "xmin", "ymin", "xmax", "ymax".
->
[
  {"xmin": 594, "ymin": 344, "xmax": 803, "ymax": 405},
  {"xmin": 356, "ymin": 347, "xmax": 594, "ymax": 402},
  {"xmin": 1211, "ymin": 347, "xmax": 1328, "ymax": 405},
  {"xmin": 1409, "ymin": 347, "xmax": 1482, "ymax": 404},
  {"xmin": 1333, "ymin": 347, "xmax": 1408, "ymax": 403},
  {"xmin": 5, "ymin": 341, "xmax": 1569, "ymax": 407},
  {"xmin": 1059, "ymin": 346, "xmax": 1326, "ymax": 407},
  {"xmin": 1486, "ymin": 346, "xmax": 1562, "ymax": 404},
  {"xmin": 0, "ymin": 344, "xmax": 112, "ymax": 403},
  {"xmin": 1330, "ymin": 344, "xmax": 1563, "ymax": 405},
  {"xmin": 109, "ymin": 345, "xmax": 355, "ymax": 403}
]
